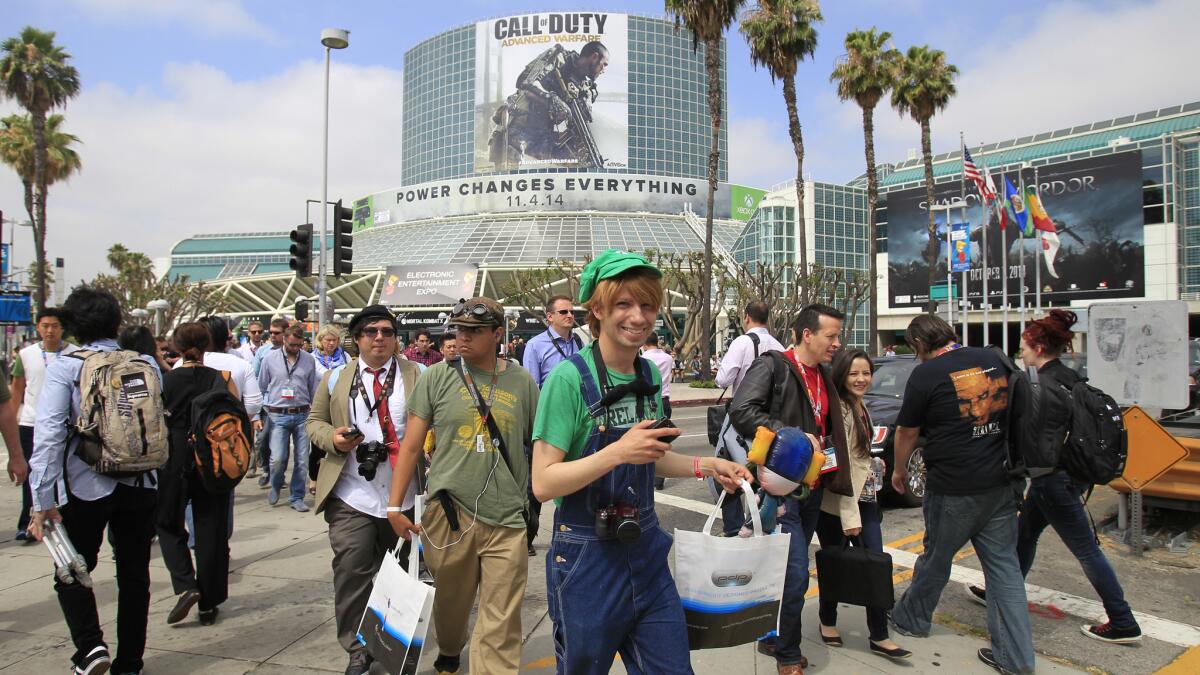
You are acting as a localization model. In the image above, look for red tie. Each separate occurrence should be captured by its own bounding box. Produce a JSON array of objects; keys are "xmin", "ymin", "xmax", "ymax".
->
[{"xmin": 369, "ymin": 367, "xmax": 401, "ymax": 467}]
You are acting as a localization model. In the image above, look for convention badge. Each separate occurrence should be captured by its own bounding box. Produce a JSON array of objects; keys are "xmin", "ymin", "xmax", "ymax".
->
[
  {"xmin": 819, "ymin": 445, "xmax": 839, "ymax": 474},
  {"xmin": 476, "ymin": 434, "xmax": 486, "ymax": 453},
  {"xmin": 280, "ymin": 386, "xmax": 296, "ymax": 399}
]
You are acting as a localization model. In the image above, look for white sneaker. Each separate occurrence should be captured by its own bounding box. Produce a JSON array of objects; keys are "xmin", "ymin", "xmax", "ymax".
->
[{"xmin": 75, "ymin": 645, "xmax": 110, "ymax": 675}]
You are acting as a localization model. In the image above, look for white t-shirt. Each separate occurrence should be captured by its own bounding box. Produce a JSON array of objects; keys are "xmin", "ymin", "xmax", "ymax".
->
[
  {"xmin": 642, "ymin": 348, "xmax": 675, "ymax": 399},
  {"xmin": 333, "ymin": 358, "xmax": 417, "ymax": 517},
  {"xmin": 715, "ymin": 327, "xmax": 785, "ymax": 394},
  {"xmin": 174, "ymin": 351, "xmax": 263, "ymax": 417},
  {"xmin": 16, "ymin": 342, "xmax": 79, "ymax": 427}
]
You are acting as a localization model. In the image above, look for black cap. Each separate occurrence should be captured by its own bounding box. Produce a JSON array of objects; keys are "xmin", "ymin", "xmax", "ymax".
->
[{"xmin": 349, "ymin": 305, "xmax": 396, "ymax": 334}]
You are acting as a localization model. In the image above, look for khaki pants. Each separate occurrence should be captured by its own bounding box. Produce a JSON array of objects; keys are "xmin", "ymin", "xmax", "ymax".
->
[{"xmin": 421, "ymin": 498, "xmax": 527, "ymax": 675}]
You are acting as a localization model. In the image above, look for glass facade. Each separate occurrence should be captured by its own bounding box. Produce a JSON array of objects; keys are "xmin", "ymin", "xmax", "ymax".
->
[
  {"xmin": 1179, "ymin": 138, "xmax": 1200, "ymax": 292},
  {"xmin": 731, "ymin": 182, "xmax": 870, "ymax": 347},
  {"xmin": 401, "ymin": 26, "xmax": 475, "ymax": 185},
  {"xmin": 399, "ymin": 15, "xmax": 726, "ymax": 185}
]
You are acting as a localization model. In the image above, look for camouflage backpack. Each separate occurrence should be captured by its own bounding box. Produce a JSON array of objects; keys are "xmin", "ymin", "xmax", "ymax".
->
[{"xmin": 70, "ymin": 350, "xmax": 169, "ymax": 476}]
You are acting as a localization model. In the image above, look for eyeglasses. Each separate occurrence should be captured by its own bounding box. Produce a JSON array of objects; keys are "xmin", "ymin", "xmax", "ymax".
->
[
  {"xmin": 553, "ymin": 309, "xmax": 574, "ymax": 316},
  {"xmin": 362, "ymin": 327, "xmax": 397, "ymax": 338},
  {"xmin": 450, "ymin": 299, "xmax": 500, "ymax": 325},
  {"xmin": 248, "ymin": 329, "xmax": 263, "ymax": 335}
]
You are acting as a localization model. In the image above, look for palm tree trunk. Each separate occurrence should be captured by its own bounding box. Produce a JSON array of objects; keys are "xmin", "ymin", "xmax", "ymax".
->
[
  {"xmin": 862, "ymin": 103, "xmax": 879, "ymax": 351},
  {"xmin": 783, "ymin": 75, "xmax": 807, "ymax": 275},
  {"xmin": 920, "ymin": 117, "xmax": 938, "ymax": 315},
  {"xmin": 31, "ymin": 108, "xmax": 48, "ymax": 312},
  {"xmin": 700, "ymin": 35, "xmax": 722, "ymax": 380}
]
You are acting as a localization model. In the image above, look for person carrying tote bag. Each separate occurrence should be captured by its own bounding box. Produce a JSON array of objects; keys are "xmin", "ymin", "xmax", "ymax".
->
[{"xmin": 814, "ymin": 348, "xmax": 911, "ymax": 661}]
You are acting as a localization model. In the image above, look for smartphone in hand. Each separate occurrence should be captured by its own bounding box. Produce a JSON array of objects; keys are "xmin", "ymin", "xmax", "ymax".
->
[{"xmin": 648, "ymin": 417, "xmax": 680, "ymax": 443}]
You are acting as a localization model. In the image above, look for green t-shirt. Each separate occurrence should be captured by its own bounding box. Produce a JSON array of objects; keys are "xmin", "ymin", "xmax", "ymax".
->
[
  {"xmin": 409, "ymin": 359, "xmax": 539, "ymax": 529},
  {"xmin": 532, "ymin": 344, "xmax": 663, "ymax": 464}
]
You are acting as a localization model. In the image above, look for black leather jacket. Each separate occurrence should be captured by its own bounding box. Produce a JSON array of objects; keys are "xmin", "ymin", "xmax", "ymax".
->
[
  {"xmin": 1030, "ymin": 358, "xmax": 1080, "ymax": 472},
  {"xmin": 728, "ymin": 351, "xmax": 854, "ymax": 497}
]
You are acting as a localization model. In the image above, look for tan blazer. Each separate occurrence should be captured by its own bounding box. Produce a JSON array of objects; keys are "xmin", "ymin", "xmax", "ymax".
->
[
  {"xmin": 306, "ymin": 357, "xmax": 421, "ymax": 515},
  {"xmin": 820, "ymin": 398, "xmax": 874, "ymax": 530}
]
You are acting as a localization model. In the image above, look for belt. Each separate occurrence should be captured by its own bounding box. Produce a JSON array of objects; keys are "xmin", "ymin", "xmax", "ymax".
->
[{"xmin": 266, "ymin": 405, "xmax": 309, "ymax": 414}]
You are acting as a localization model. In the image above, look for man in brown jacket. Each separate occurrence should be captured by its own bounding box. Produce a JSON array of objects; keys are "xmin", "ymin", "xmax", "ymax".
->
[{"xmin": 307, "ymin": 305, "xmax": 421, "ymax": 675}]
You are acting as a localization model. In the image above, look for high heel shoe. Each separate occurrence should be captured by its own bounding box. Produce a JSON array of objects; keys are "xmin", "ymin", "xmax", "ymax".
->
[{"xmin": 819, "ymin": 626, "xmax": 843, "ymax": 647}]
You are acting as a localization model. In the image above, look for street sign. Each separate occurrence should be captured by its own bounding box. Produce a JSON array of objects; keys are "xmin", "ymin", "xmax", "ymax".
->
[
  {"xmin": 1119, "ymin": 406, "xmax": 1189, "ymax": 490},
  {"xmin": 929, "ymin": 283, "xmax": 958, "ymax": 301}
]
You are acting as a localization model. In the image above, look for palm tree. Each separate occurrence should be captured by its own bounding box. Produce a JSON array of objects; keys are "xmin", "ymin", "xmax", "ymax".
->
[
  {"xmin": 891, "ymin": 45, "xmax": 957, "ymax": 314},
  {"xmin": 0, "ymin": 113, "xmax": 82, "ymax": 232},
  {"xmin": 1, "ymin": 27, "xmax": 81, "ymax": 311},
  {"xmin": 831, "ymin": 28, "xmax": 900, "ymax": 350},
  {"xmin": 666, "ymin": 0, "xmax": 746, "ymax": 379},
  {"xmin": 740, "ymin": 0, "xmax": 822, "ymax": 278}
]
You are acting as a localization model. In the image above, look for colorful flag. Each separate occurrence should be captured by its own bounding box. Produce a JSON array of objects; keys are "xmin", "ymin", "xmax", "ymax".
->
[
  {"xmin": 1003, "ymin": 177, "xmax": 1032, "ymax": 236},
  {"xmin": 1042, "ymin": 230, "xmax": 1061, "ymax": 279},
  {"xmin": 1024, "ymin": 186, "xmax": 1056, "ymax": 232},
  {"xmin": 963, "ymin": 148, "xmax": 995, "ymax": 202}
]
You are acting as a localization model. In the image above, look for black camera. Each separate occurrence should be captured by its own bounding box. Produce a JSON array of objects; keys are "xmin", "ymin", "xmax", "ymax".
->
[
  {"xmin": 595, "ymin": 503, "xmax": 641, "ymax": 542},
  {"xmin": 356, "ymin": 441, "xmax": 388, "ymax": 481}
]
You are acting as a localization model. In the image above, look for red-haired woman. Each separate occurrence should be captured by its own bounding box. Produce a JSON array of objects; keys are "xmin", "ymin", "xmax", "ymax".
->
[{"xmin": 968, "ymin": 309, "xmax": 1141, "ymax": 645}]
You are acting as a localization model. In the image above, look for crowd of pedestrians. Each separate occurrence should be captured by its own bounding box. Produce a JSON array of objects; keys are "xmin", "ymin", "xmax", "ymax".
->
[{"xmin": 3, "ymin": 255, "xmax": 1145, "ymax": 675}]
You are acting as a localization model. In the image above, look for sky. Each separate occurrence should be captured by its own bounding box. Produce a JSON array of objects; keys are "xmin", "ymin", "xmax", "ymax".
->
[{"xmin": 1, "ymin": 0, "xmax": 1197, "ymax": 286}]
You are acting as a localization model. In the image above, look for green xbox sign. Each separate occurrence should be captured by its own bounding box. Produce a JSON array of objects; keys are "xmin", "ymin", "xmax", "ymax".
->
[{"xmin": 730, "ymin": 184, "xmax": 766, "ymax": 222}]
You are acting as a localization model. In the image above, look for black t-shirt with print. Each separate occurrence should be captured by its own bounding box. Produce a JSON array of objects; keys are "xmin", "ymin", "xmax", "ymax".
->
[{"xmin": 895, "ymin": 347, "xmax": 1012, "ymax": 495}]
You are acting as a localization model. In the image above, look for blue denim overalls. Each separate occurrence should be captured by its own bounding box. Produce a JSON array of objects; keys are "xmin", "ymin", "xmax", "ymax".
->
[{"xmin": 546, "ymin": 354, "xmax": 694, "ymax": 675}]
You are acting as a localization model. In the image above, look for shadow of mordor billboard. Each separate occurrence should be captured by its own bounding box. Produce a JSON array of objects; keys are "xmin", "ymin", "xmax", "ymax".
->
[{"xmin": 885, "ymin": 150, "xmax": 1144, "ymax": 309}]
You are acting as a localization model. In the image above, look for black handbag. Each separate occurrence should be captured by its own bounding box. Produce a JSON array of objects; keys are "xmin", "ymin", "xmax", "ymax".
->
[
  {"xmin": 706, "ymin": 391, "xmax": 728, "ymax": 447},
  {"xmin": 815, "ymin": 538, "xmax": 895, "ymax": 609}
]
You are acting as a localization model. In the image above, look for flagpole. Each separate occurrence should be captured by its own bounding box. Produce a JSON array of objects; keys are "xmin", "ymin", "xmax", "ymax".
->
[
  {"xmin": 1000, "ymin": 184, "xmax": 1009, "ymax": 354},
  {"xmin": 960, "ymin": 133, "xmax": 968, "ymax": 346},
  {"xmin": 1034, "ymin": 164, "xmax": 1042, "ymax": 317},
  {"xmin": 1018, "ymin": 168, "xmax": 1026, "ymax": 337},
  {"xmin": 981, "ymin": 154, "xmax": 990, "ymax": 346},
  {"xmin": 946, "ymin": 210, "xmax": 953, "ymax": 326}
]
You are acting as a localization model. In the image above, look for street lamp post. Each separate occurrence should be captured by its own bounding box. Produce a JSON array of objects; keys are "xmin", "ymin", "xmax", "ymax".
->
[
  {"xmin": 147, "ymin": 299, "xmax": 169, "ymax": 336},
  {"xmin": 319, "ymin": 28, "xmax": 350, "ymax": 332}
]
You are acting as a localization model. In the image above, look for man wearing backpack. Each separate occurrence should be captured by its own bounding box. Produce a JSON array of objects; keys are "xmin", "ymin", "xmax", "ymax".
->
[
  {"xmin": 889, "ymin": 314, "xmax": 1036, "ymax": 675},
  {"xmin": 712, "ymin": 301, "xmax": 785, "ymax": 534},
  {"xmin": 967, "ymin": 310, "xmax": 1141, "ymax": 645},
  {"xmin": 27, "ymin": 287, "xmax": 164, "ymax": 675},
  {"xmin": 259, "ymin": 324, "xmax": 321, "ymax": 511},
  {"xmin": 306, "ymin": 305, "xmax": 423, "ymax": 675}
]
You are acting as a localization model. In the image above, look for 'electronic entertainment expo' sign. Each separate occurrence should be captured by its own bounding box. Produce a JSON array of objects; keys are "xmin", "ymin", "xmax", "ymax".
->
[{"xmin": 352, "ymin": 173, "xmax": 763, "ymax": 230}]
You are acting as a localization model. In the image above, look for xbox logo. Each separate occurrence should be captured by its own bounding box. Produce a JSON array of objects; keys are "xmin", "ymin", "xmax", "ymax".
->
[{"xmin": 743, "ymin": 194, "xmax": 755, "ymax": 208}]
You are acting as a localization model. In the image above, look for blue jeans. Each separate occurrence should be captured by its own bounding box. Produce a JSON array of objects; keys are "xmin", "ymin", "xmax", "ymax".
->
[
  {"xmin": 268, "ymin": 412, "xmax": 311, "ymax": 504},
  {"xmin": 1017, "ymin": 470, "xmax": 1138, "ymax": 630},
  {"xmin": 773, "ymin": 489, "xmax": 823, "ymax": 665},
  {"xmin": 817, "ymin": 501, "xmax": 888, "ymax": 641},
  {"xmin": 892, "ymin": 484, "xmax": 1035, "ymax": 674}
]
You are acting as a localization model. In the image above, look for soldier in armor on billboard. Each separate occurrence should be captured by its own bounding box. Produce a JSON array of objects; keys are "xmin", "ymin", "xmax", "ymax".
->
[{"xmin": 488, "ymin": 41, "xmax": 610, "ymax": 171}]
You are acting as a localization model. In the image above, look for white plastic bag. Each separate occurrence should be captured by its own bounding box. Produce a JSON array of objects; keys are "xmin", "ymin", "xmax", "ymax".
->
[{"xmin": 674, "ymin": 481, "xmax": 791, "ymax": 649}]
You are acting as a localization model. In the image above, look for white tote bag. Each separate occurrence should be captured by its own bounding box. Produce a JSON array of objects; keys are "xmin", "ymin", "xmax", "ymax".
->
[
  {"xmin": 358, "ymin": 495, "xmax": 435, "ymax": 675},
  {"xmin": 674, "ymin": 481, "xmax": 791, "ymax": 650}
]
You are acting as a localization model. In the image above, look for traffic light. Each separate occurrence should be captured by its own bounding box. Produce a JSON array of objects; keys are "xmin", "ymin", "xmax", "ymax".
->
[
  {"xmin": 289, "ymin": 224, "xmax": 313, "ymax": 278},
  {"xmin": 295, "ymin": 299, "xmax": 310, "ymax": 322},
  {"xmin": 332, "ymin": 199, "xmax": 354, "ymax": 277}
]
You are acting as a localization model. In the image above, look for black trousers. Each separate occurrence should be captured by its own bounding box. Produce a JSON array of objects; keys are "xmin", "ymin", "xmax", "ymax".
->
[
  {"xmin": 57, "ymin": 482, "xmax": 156, "ymax": 673},
  {"xmin": 526, "ymin": 449, "xmax": 541, "ymax": 546},
  {"xmin": 156, "ymin": 469, "xmax": 231, "ymax": 611},
  {"xmin": 16, "ymin": 425, "xmax": 34, "ymax": 531}
]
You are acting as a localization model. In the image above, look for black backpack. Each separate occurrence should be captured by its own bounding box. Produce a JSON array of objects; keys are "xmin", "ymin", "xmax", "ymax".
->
[
  {"xmin": 1059, "ymin": 379, "xmax": 1127, "ymax": 485},
  {"xmin": 188, "ymin": 373, "xmax": 254, "ymax": 493}
]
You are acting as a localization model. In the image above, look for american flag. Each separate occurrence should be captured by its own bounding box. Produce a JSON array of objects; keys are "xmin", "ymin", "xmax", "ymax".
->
[{"xmin": 963, "ymin": 147, "xmax": 996, "ymax": 202}]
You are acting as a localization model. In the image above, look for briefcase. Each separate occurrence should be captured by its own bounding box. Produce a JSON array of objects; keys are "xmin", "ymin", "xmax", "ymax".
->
[{"xmin": 815, "ymin": 539, "xmax": 894, "ymax": 609}]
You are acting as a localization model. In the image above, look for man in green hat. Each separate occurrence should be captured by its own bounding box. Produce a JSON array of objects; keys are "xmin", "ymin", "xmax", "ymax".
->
[{"xmin": 531, "ymin": 250, "xmax": 752, "ymax": 673}]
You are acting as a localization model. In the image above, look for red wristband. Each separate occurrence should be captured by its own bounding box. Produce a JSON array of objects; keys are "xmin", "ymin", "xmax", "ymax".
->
[{"xmin": 693, "ymin": 456, "xmax": 703, "ymax": 479}]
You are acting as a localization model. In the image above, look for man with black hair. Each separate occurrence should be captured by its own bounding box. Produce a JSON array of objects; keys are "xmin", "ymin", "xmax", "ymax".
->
[
  {"xmin": 307, "ymin": 305, "xmax": 423, "ymax": 675},
  {"xmin": 404, "ymin": 328, "xmax": 443, "ymax": 367},
  {"xmin": 712, "ymin": 300, "xmax": 786, "ymax": 535},
  {"xmin": 729, "ymin": 303, "xmax": 854, "ymax": 674},
  {"xmin": 12, "ymin": 307, "xmax": 77, "ymax": 541},
  {"xmin": 259, "ymin": 324, "xmax": 321, "ymax": 512},
  {"xmin": 888, "ymin": 314, "xmax": 1035, "ymax": 675},
  {"xmin": 439, "ymin": 331, "xmax": 458, "ymax": 360},
  {"xmin": 27, "ymin": 286, "xmax": 162, "ymax": 675}
]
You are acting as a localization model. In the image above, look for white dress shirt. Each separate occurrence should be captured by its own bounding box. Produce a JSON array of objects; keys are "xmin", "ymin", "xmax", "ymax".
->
[
  {"xmin": 175, "ymin": 351, "xmax": 263, "ymax": 417},
  {"xmin": 642, "ymin": 347, "xmax": 675, "ymax": 399},
  {"xmin": 714, "ymin": 327, "xmax": 785, "ymax": 394},
  {"xmin": 332, "ymin": 357, "xmax": 417, "ymax": 517}
]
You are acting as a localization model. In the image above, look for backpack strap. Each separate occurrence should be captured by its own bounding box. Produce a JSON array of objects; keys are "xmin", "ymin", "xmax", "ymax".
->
[
  {"xmin": 326, "ymin": 363, "xmax": 348, "ymax": 395},
  {"xmin": 748, "ymin": 332, "xmax": 761, "ymax": 358}
]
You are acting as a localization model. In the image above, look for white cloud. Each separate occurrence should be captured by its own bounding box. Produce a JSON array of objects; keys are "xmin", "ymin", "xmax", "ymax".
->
[
  {"xmin": 65, "ymin": 0, "xmax": 280, "ymax": 42},
  {"xmin": 852, "ymin": 0, "xmax": 1200, "ymax": 173},
  {"xmin": 728, "ymin": 116, "xmax": 800, "ymax": 189},
  {"xmin": 0, "ymin": 60, "xmax": 404, "ymax": 285}
]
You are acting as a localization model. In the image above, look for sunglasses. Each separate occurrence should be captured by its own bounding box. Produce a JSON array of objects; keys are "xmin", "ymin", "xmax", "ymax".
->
[
  {"xmin": 162, "ymin": 350, "xmax": 179, "ymax": 359},
  {"xmin": 248, "ymin": 329, "xmax": 263, "ymax": 335},
  {"xmin": 553, "ymin": 309, "xmax": 574, "ymax": 316},
  {"xmin": 450, "ymin": 299, "xmax": 500, "ymax": 325},
  {"xmin": 362, "ymin": 327, "xmax": 397, "ymax": 338}
]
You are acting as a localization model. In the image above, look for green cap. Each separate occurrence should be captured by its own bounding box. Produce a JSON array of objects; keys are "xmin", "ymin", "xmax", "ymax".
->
[{"xmin": 578, "ymin": 250, "xmax": 662, "ymax": 303}]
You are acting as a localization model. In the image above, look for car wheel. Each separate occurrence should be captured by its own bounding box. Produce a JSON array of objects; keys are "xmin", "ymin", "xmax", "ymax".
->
[{"xmin": 884, "ymin": 445, "xmax": 925, "ymax": 508}]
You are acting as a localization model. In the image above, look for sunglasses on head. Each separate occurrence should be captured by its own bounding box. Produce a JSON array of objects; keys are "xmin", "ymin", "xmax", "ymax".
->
[
  {"xmin": 450, "ymin": 299, "xmax": 500, "ymax": 325},
  {"xmin": 361, "ymin": 327, "xmax": 396, "ymax": 338}
]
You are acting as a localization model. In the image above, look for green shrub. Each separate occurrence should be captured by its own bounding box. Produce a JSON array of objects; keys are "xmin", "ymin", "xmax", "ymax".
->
[{"xmin": 690, "ymin": 379, "xmax": 718, "ymax": 389}]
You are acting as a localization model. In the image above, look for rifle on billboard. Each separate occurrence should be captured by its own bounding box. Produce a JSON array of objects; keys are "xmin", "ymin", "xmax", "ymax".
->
[{"xmin": 555, "ymin": 72, "xmax": 606, "ymax": 168}]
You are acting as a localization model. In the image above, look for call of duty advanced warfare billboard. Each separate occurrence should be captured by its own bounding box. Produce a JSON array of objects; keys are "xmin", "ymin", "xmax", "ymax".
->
[
  {"xmin": 885, "ymin": 150, "xmax": 1145, "ymax": 309},
  {"xmin": 474, "ymin": 12, "xmax": 628, "ymax": 173}
]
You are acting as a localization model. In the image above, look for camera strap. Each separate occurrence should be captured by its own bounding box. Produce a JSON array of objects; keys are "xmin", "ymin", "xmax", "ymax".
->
[
  {"xmin": 348, "ymin": 359, "xmax": 398, "ymax": 434},
  {"xmin": 450, "ymin": 357, "xmax": 516, "ymax": 479},
  {"xmin": 589, "ymin": 344, "xmax": 658, "ymax": 426}
]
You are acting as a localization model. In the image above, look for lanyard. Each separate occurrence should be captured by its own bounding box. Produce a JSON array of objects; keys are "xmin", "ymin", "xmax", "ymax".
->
[
  {"xmin": 349, "ymin": 359, "xmax": 398, "ymax": 425},
  {"xmin": 548, "ymin": 329, "xmax": 575, "ymax": 360},
  {"xmin": 283, "ymin": 352, "xmax": 299, "ymax": 382},
  {"xmin": 41, "ymin": 344, "xmax": 63, "ymax": 367},
  {"xmin": 455, "ymin": 357, "xmax": 500, "ymax": 428},
  {"xmin": 933, "ymin": 342, "xmax": 963, "ymax": 359},
  {"xmin": 797, "ymin": 361, "xmax": 825, "ymax": 424}
]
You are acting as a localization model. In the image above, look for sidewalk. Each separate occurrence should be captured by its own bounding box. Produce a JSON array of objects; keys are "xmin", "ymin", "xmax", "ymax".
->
[{"xmin": 0, "ymin": 483, "xmax": 1080, "ymax": 674}]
